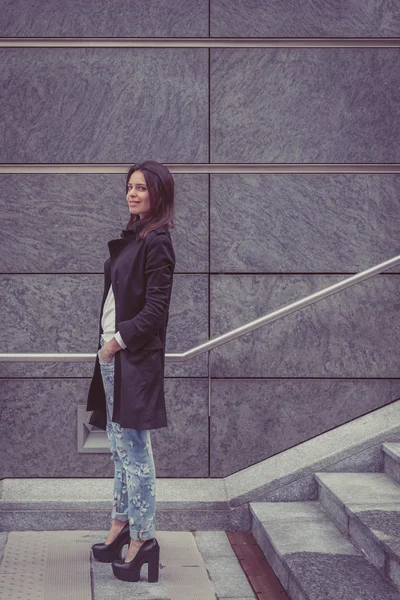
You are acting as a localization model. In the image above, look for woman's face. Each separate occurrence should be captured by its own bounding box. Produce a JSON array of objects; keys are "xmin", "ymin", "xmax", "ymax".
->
[{"xmin": 126, "ymin": 170, "xmax": 151, "ymax": 219}]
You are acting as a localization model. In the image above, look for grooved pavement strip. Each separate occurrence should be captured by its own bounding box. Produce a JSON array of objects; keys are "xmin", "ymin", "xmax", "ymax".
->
[{"xmin": 0, "ymin": 531, "xmax": 91, "ymax": 600}]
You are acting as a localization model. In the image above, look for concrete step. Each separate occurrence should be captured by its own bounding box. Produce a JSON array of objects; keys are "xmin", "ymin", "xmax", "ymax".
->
[
  {"xmin": 315, "ymin": 471, "xmax": 400, "ymax": 590},
  {"xmin": 382, "ymin": 442, "xmax": 400, "ymax": 484},
  {"xmin": 0, "ymin": 477, "xmax": 250, "ymax": 532},
  {"xmin": 250, "ymin": 501, "xmax": 399, "ymax": 600},
  {"xmin": 2, "ymin": 404, "xmax": 400, "ymax": 534}
]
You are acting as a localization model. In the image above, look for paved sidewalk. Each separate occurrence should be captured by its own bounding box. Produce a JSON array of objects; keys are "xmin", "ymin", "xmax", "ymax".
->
[{"xmin": 0, "ymin": 529, "xmax": 257, "ymax": 600}]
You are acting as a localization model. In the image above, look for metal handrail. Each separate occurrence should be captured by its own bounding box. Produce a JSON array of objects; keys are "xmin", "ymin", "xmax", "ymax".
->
[{"xmin": 1, "ymin": 255, "xmax": 399, "ymax": 363}]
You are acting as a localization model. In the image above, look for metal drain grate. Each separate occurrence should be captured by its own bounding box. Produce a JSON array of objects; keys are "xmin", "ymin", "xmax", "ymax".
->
[{"xmin": 0, "ymin": 531, "xmax": 91, "ymax": 600}]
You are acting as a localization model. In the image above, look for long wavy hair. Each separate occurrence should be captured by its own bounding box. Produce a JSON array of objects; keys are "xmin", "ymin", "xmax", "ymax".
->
[{"xmin": 124, "ymin": 160, "xmax": 176, "ymax": 240}]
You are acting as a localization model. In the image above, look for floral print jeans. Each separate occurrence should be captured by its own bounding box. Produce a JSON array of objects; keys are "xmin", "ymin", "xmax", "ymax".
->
[{"xmin": 98, "ymin": 336, "xmax": 157, "ymax": 541}]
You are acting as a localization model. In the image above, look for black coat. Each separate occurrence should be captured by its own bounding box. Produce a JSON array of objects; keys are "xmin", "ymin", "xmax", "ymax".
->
[{"xmin": 86, "ymin": 222, "xmax": 175, "ymax": 430}]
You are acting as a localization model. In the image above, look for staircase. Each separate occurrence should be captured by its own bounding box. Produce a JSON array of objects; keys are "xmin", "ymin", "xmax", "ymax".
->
[
  {"xmin": 2, "ymin": 401, "xmax": 400, "ymax": 599},
  {"xmin": 250, "ymin": 442, "xmax": 400, "ymax": 599}
]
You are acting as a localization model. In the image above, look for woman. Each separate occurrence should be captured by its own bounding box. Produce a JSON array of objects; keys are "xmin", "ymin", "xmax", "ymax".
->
[{"xmin": 86, "ymin": 160, "xmax": 176, "ymax": 583}]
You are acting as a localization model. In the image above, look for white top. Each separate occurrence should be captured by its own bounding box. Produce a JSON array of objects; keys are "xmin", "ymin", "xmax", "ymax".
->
[{"xmin": 101, "ymin": 283, "xmax": 127, "ymax": 348}]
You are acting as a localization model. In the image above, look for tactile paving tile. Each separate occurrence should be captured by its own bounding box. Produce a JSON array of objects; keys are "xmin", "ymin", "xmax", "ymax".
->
[{"xmin": 0, "ymin": 531, "xmax": 91, "ymax": 600}]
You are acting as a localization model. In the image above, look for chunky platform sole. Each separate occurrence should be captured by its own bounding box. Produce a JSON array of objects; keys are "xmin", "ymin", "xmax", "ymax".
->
[{"xmin": 112, "ymin": 538, "xmax": 160, "ymax": 582}]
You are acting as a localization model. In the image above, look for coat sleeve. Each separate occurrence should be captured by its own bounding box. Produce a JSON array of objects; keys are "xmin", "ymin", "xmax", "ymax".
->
[{"xmin": 117, "ymin": 232, "xmax": 175, "ymax": 352}]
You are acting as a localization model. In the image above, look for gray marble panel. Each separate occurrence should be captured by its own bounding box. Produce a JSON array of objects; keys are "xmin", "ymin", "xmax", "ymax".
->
[
  {"xmin": 211, "ymin": 48, "xmax": 400, "ymax": 163},
  {"xmin": 0, "ymin": 377, "xmax": 209, "ymax": 478},
  {"xmin": 152, "ymin": 378, "xmax": 209, "ymax": 477},
  {"xmin": 0, "ymin": 173, "xmax": 208, "ymax": 274},
  {"xmin": 210, "ymin": 274, "xmax": 400, "ymax": 377},
  {"xmin": 211, "ymin": 174, "xmax": 400, "ymax": 273},
  {"xmin": 210, "ymin": 379, "xmax": 400, "ymax": 476},
  {"xmin": 0, "ymin": 0, "xmax": 208, "ymax": 36},
  {"xmin": 212, "ymin": 0, "xmax": 400, "ymax": 37},
  {"xmin": 0, "ymin": 48, "xmax": 208, "ymax": 163},
  {"xmin": 0, "ymin": 274, "xmax": 208, "ymax": 377}
]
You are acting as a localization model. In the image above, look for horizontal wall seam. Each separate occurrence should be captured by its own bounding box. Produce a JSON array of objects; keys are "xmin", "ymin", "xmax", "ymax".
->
[
  {"xmin": 0, "ymin": 377, "xmax": 399, "ymax": 380},
  {"xmin": 1, "ymin": 164, "xmax": 400, "ymax": 174},
  {"xmin": 0, "ymin": 272, "xmax": 398, "ymax": 276},
  {"xmin": 0, "ymin": 37, "xmax": 400, "ymax": 47}
]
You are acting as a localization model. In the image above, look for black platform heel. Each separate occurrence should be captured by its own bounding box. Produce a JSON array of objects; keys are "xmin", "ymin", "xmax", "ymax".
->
[
  {"xmin": 91, "ymin": 521, "xmax": 130, "ymax": 562},
  {"xmin": 112, "ymin": 537, "xmax": 160, "ymax": 582}
]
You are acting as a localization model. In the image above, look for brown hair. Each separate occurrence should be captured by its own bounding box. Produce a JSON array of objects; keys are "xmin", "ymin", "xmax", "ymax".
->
[{"xmin": 124, "ymin": 160, "xmax": 176, "ymax": 240}]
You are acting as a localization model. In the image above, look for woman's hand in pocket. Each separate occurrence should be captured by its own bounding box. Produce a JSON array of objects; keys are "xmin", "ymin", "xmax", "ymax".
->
[{"xmin": 99, "ymin": 337, "xmax": 121, "ymax": 362}]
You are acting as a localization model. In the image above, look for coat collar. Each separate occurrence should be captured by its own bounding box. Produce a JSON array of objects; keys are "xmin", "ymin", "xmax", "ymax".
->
[
  {"xmin": 120, "ymin": 221, "xmax": 168, "ymax": 240},
  {"xmin": 109, "ymin": 222, "xmax": 168, "ymax": 258},
  {"xmin": 120, "ymin": 218, "xmax": 146, "ymax": 239}
]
